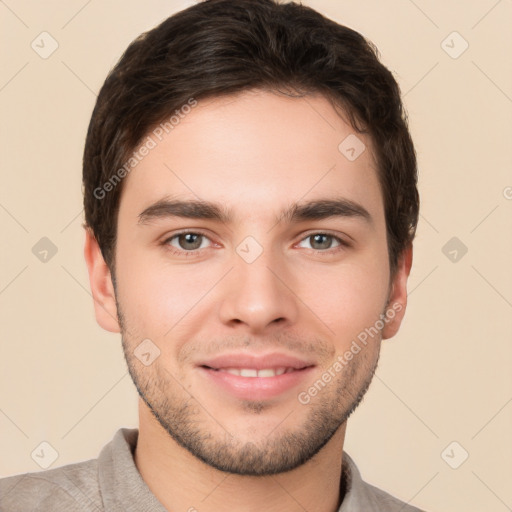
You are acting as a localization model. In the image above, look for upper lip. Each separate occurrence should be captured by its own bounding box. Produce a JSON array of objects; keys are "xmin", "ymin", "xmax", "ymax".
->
[{"xmin": 198, "ymin": 353, "xmax": 316, "ymax": 371}]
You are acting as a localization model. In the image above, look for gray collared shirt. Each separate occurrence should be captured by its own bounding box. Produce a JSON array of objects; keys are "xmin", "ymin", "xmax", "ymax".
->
[{"xmin": 0, "ymin": 428, "xmax": 425, "ymax": 511}]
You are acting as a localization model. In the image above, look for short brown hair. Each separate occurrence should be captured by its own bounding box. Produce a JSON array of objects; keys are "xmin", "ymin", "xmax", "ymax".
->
[{"xmin": 83, "ymin": 0, "xmax": 419, "ymax": 278}]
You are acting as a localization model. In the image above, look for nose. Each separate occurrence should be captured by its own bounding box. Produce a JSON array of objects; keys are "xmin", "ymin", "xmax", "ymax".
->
[{"xmin": 217, "ymin": 249, "xmax": 299, "ymax": 334}]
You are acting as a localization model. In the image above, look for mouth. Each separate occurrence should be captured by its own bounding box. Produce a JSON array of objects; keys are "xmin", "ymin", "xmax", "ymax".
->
[{"xmin": 197, "ymin": 353, "xmax": 316, "ymax": 400}]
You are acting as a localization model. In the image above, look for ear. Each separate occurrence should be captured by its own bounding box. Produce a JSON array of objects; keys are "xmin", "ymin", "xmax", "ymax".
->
[
  {"xmin": 83, "ymin": 227, "xmax": 121, "ymax": 333},
  {"xmin": 382, "ymin": 243, "xmax": 413, "ymax": 340}
]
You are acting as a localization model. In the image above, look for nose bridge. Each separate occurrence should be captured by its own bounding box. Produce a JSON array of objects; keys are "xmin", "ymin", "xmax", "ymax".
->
[{"xmin": 218, "ymin": 239, "xmax": 298, "ymax": 332}]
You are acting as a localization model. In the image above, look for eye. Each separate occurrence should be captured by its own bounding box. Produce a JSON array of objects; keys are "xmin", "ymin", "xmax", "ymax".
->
[
  {"xmin": 164, "ymin": 232, "xmax": 212, "ymax": 254},
  {"xmin": 297, "ymin": 233, "xmax": 347, "ymax": 252}
]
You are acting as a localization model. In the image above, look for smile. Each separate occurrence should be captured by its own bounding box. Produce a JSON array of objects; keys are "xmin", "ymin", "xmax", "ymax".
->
[{"xmin": 197, "ymin": 354, "xmax": 316, "ymax": 400}]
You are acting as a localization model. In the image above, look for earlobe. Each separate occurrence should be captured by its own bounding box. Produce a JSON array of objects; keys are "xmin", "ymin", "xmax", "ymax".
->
[
  {"xmin": 83, "ymin": 227, "xmax": 121, "ymax": 333},
  {"xmin": 382, "ymin": 244, "xmax": 413, "ymax": 340}
]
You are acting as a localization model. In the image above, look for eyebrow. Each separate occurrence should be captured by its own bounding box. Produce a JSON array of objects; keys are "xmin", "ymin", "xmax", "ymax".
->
[{"xmin": 138, "ymin": 197, "xmax": 372, "ymax": 226}]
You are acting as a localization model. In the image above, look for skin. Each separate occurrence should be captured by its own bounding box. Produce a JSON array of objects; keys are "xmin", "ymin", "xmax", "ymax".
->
[{"xmin": 85, "ymin": 89, "xmax": 412, "ymax": 512}]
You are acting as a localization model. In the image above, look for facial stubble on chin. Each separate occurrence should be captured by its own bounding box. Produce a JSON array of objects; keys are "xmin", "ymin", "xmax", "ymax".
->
[{"xmin": 116, "ymin": 307, "xmax": 381, "ymax": 477}]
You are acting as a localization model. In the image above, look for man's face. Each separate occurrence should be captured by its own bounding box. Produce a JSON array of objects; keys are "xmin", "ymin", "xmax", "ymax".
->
[{"xmin": 100, "ymin": 90, "xmax": 408, "ymax": 475}]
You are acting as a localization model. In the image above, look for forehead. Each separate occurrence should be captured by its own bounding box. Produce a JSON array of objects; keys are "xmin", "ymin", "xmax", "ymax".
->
[{"xmin": 118, "ymin": 90, "xmax": 384, "ymax": 227}]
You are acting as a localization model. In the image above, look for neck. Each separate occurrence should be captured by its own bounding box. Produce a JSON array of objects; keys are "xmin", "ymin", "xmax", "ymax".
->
[{"xmin": 134, "ymin": 399, "xmax": 347, "ymax": 512}]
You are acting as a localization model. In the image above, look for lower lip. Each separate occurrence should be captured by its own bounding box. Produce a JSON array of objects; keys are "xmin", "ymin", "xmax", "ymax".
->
[{"xmin": 198, "ymin": 366, "xmax": 315, "ymax": 401}]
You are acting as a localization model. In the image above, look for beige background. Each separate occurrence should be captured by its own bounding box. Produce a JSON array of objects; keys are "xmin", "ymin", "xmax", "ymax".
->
[{"xmin": 1, "ymin": 1, "xmax": 511, "ymax": 510}]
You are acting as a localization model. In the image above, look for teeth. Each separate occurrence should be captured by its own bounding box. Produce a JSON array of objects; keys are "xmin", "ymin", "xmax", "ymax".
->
[
  {"xmin": 240, "ymin": 368, "xmax": 258, "ymax": 377},
  {"xmin": 257, "ymin": 369, "xmax": 276, "ymax": 378},
  {"xmin": 219, "ymin": 367, "xmax": 291, "ymax": 378}
]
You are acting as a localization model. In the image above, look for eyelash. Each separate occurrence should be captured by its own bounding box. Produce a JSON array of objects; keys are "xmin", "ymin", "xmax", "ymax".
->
[{"xmin": 161, "ymin": 230, "xmax": 351, "ymax": 258}]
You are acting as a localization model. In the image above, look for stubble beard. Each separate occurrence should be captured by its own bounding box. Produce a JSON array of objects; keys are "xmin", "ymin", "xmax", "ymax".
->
[{"xmin": 118, "ymin": 312, "xmax": 380, "ymax": 476}]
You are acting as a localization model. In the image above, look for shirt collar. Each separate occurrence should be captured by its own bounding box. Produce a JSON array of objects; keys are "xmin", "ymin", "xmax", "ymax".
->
[
  {"xmin": 98, "ymin": 428, "xmax": 168, "ymax": 511},
  {"xmin": 338, "ymin": 451, "xmax": 381, "ymax": 511},
  {"xmin": 99, "ymin": 428, "xmax": 373, "ymax": 511}
]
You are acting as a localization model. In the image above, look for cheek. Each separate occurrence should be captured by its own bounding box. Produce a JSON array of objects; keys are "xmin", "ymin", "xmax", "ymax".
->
[
  {"xmin": 115, "ymin": 247, "xmax": 222, "ymax": 336},
  {"xmin": 298, "ymin": 259, "xmax": 389, "ymax": 345}
]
